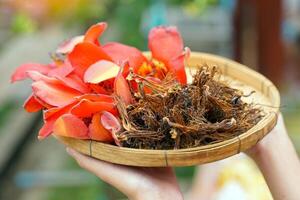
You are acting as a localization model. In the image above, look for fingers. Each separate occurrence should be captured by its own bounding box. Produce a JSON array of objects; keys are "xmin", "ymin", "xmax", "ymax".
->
[
  {"xmin": 66, "ymin": 148, "xmax": 183, "ymax": 200},
  {"xmin": 66, "ymin": 147, "xmax": 140, "ymax": 197}
]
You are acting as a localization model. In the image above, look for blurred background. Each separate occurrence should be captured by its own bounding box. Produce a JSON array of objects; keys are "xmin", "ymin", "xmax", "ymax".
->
[{"xmin": 0, "ymin": 0, "xmax": 299, "ymax": 199}]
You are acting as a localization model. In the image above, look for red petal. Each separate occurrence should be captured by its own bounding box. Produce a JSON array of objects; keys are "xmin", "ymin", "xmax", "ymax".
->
[
  {"xmin": 75, "ymin": 94, "xmax": 114, "ymax": 103},
  {"xmin": 114, "ymin": 65, "xmax": 133, "ymax": 105},
  {"xmin": 102, "ymin": 42, "xmax": 147, "ymax": 71},
  {"xmin": 44, "ymin": 93, "xmax": 114, "ymax": 120},
  {"xmin": 28, "ymin": 70, "xmax": 88, "ymax": 93},
  {"xmin": 43, "ymin": 101, "xmax": 76, "ymax": 120},
  {"xmin": 27, "ymin": 71, "xmax": 82, "ymax": 106},
  {"xmin": 56, "ymin": 35, "xmax": 84, "ymax": 54},
  {"xmin": 89, "ymin": 112, "xmax": 114, "ymax": 142},
  {"xmin": 11, "ymin": 63, "xmax": 51, "ymax": 83},
  {"xmin": 68, "ymin": 42, "xmax": 112, "ymax": 78},
  {"xmin": 23, "ymin": 94, "xmax": 43, "ymax": 112},
  {"xmin": 167, "ymin": 48, "xmax": 190, "ymax": 85},
  {"xmin": 34, "ymin": 95, "xmax": 52, "ymax": 109},
  {"xmin": 148, "ymin": 26, "xmax": 183, "ymax": 63},
  {"xmin": 71, "ymin": 99, "xmax": 116, "ymax": 118},
  {"xmin": 27, "ymin": 70, "xmax": 54, "ymax": 82},
  {"xmin": 101, "ymin": 111, "xmax": 121, "ymax": 145},
  {"xmin": 84, "ymin": 22, "xmax": 107, "ymax": 45},
  {"xmin": 56, "ymin": 73, "xmax": 90, "ymax": 93},
  {"xmin": 88, "ymin": 83, "xmax": 109, "ymax": 94},
  {"xmin": 38, "ymin": 120, "xmax": 55, "ymax": 139},
  {"xmin": 84, "ymin": 60, "xmax": 120, "ymax": 84},
  {"xmin": 47, "ymin": 60, "xmax": 74, "ymax": 78},
  {"xmin": 53, "ymin": 114, "xmax": 89, "ymax": 139},
  {"xmin": 39, "ymin": 101, "xmax": 79, "ymax": 139},
  {"xmin": 101, "ymin": 111, "xmax": 121, "ymax": 131},
  {"xmin": 31, "ymin": 81, "xmax": 81, "ymax": 107}
]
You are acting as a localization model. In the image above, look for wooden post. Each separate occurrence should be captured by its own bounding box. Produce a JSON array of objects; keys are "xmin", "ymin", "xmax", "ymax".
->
[{"xmin": 234, "ymin": 0, "xmax": 284, "ymax": 87}]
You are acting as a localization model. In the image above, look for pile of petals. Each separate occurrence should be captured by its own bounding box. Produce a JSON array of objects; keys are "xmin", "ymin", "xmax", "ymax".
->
[{"xmin": 11, "ymin": 22, "xmax": 190, "ymax": 144}]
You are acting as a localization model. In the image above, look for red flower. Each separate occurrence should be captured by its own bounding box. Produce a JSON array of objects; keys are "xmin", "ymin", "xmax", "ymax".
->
[
  {"xmin": 102, "ymin": 26, "xmax": 190, "ymax": 84},
  {"xmin": 10, "ymin": 22, "xmax": 189, "ymax": 144}
]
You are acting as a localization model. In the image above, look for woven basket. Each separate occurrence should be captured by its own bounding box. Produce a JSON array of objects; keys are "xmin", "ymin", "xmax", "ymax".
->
[{"xmin": 55, "ymin": 52, "xmax": 280, "ymax": 167}]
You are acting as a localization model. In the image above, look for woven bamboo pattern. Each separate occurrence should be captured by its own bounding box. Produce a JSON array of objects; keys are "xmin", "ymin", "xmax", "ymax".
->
[{"xmin": 54, "ymin": 52, "xmax": 280, "ymax": 167}]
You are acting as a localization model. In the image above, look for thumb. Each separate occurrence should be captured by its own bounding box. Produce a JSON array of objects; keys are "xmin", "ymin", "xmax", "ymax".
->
[{"xmin": 66, "ymin": 147, "xmax": 141, "ymax": 197}]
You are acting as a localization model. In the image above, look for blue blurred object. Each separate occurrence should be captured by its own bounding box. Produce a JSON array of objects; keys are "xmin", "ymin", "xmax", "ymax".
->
[
  {"xmin": 142, "ymin": 0, "xmax": 167, "ymax": 37},
  {"xmin": 15, "ymin": 170, "xmax": 98, "ymax": 189},
  {"xmin": 283, "ymin": 20, "xmax": 300, "ymax": 42},
  {"xmin": 219, "ymin": 0, "xmax": 236, "ymax": 11}
]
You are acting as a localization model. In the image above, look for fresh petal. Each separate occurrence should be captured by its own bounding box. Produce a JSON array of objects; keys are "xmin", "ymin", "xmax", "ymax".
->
[
  {"xmin": 27, "ymin": 70, "xmax": 54, "ymax": 82},
  {"xmin": 102, "ymin": 42, "xmax": 147, "ymax": 72},
  {"xmin": 43, "ymin": 101, "xmax": 77, "ymax": 120},
  {"xmin": 28, "ymin": 70, "xmax": 87, "ymax": 93},
  {"xmin": 41, "ymin": 100, "xmax": 79, "ymax": 140},
  {"xmin": 44, "ymin": 107, "xmax": 64, "ymax": 121},
  {"xmin": 38, "ymin": 120, "xmax": 55, "ymax": 139},
  {"xmin": 71, "ymin": 99, "xmax": 116, "ymax": 118},
  {"xmin": 68, "ymin": 42, "xmax": 112, "ymax": 78},
  {"xmin": 27, "ymin": 71, "xmax": 83, "ymax": 106},
  {"xmin": 53, "ymin": 114, "xmax": 89, "ymax": 139},
  {"xmin": 44, "ymin": 93, "xmax": 114, "ymax": 120},
  {"xmin": 148, "ymin": 26, "xmax": 183, "ymax": 64},
  {"xmin": 34, "ymin": 95, "xmax": 52, "ymax": 109},
  {"xmin": 32, "ymin": 80, "xmax": 81, "ymax": 107},
  {"xmin": 101, "ymin": 111, "xmax": 121, "ymax": 145},
  {"xmin": 23, "ymin": 94, "xmax": 43, "ymax": 112},
  {"xmin": 84, "ymin": 22, "xmax": 107, "ymax": 45},
  {"xmin": 101, "ymin": 111, "xmax": 121, "ymax": 131},
  {"xmin": 47, "ymin": 60, "xmax": 74, "ymax": 78},
  {"xmin": 75, "ymin": 94, "xmax": 114, "ymax": 103},
  {"xmin": 114, "ymin": 65, "xmax": 133, "ymax": 105},
  {"xmin": 88, "ymin": 84, "xmax": 109, "ymax": 94},
  {"xmin": 56, "ymin": 35, "xmax": 84, "ymax": 54},
  {"xmin": 89, "ymin": 112, "xmax": 114, "ymax": 142},
  {"xmin": 84, "ymin": 60, "xmax": 120, "ymax": 84},
  {"xmin": 11, "ymin": 63, "xmax": 51, "ymax": 83},
  {"xmin": 167, "ymin": 47, "xmax": 190, "ymax": 85},
  {"xmin": 57, "ymin": 73, "xmax": 90, "ymax": 93}
]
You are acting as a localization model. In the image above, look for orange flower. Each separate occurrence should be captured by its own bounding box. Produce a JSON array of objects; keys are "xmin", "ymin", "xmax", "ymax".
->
[
  {"xmin": 102, "ymin": 26, "xmax": 190, "ymax": 84},
  {"xmin": 11, "ymin": 22, "xmax": 124, "ymax": 142},
  {"xmin": 10, "ymin": 22, "xmax": 189, "ymax": 145}
]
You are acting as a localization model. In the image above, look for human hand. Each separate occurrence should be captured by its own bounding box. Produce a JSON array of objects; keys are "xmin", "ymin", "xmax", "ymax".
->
[
  {"xmin": 66, "ymin": 148, "xmax": 183, "ymax": 200},
  {"xmin": 245, "ymin": 113, "xmax": 300, "ymax": 200},
  {"xmin": 246, "ymin": 113, "xmax": 287, "ymax": 160}
]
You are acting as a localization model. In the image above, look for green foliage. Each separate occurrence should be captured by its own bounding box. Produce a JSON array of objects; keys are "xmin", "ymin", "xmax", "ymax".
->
[
  {"xmin": 11, "ymin": 13, "xmax": 37, "ymax": 34},
  {"xmin": 112, "ymin": 0, "xmax": 151, "ymax": 49},
  {"xmin": 184, "ymin": 0, "xmax": 219, "ymax": 14},
  {"xmin": 47, "ymin": 184, "xmax": 105, "ymax": 200},
  {"xmin": 175, "ymin": 166, "xmax": 195, "ymax": 179},
  {"xmin": 0, "ymin": 101, "xmax": 17, "ymax": 132},
  {"xmin": 65, "ymin": 0, "xmax": 116, "ymax": 28}
]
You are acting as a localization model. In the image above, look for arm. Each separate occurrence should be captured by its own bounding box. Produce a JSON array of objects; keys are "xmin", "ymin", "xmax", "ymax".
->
[
  {"xmin": 247, "ymin": 114, "xmax": 300, "ymax": 200},
  {"xmin": 66, "ymin": 148, "xmax": 183, "ymax": 200}
]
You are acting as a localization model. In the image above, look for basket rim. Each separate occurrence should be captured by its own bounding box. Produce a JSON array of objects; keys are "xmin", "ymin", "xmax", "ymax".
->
[
  {"xmin": 55, "ymin": 112, "xmax": 277, "ymax": 154},
  {"xmin": 55, "ymin": 52, "xmax": 280, "ymax": 153}
]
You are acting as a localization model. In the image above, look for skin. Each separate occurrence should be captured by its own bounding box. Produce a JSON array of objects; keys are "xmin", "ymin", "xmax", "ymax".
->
[
  {"xmin": 67, "ymin": 114, "xmax": 300, "ymax": 200},
  {"xmin": 66, "ymin": 148, "xmax": 183, "ymax": 200},
  {"xmin": 247, "ymin": 114, "xmax": 300, "ymax": 200}
]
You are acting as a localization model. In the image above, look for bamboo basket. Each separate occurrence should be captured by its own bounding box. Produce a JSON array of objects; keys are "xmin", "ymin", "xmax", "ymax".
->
[{"xmin": 55, "ymin": 52, "xmax": 280, "ymax": 167}]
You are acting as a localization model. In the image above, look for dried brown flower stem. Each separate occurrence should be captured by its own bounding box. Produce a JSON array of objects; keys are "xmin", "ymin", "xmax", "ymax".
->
[{"xmin": 115, "ymin": 66, "xmax": 263, "ymax": 149}]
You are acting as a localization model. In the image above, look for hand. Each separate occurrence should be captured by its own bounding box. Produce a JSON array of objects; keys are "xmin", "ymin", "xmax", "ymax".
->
[
  {"xmin": 66, "ymin": 148, "xmax": 183, "ymax": 200},
  {"xmin": 246, "ymin": 113, "xmax": 300, "ymax": 200},
  {"xmin": 246, "ymin": 113, "xmax": 287, "ymax": 160}
]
